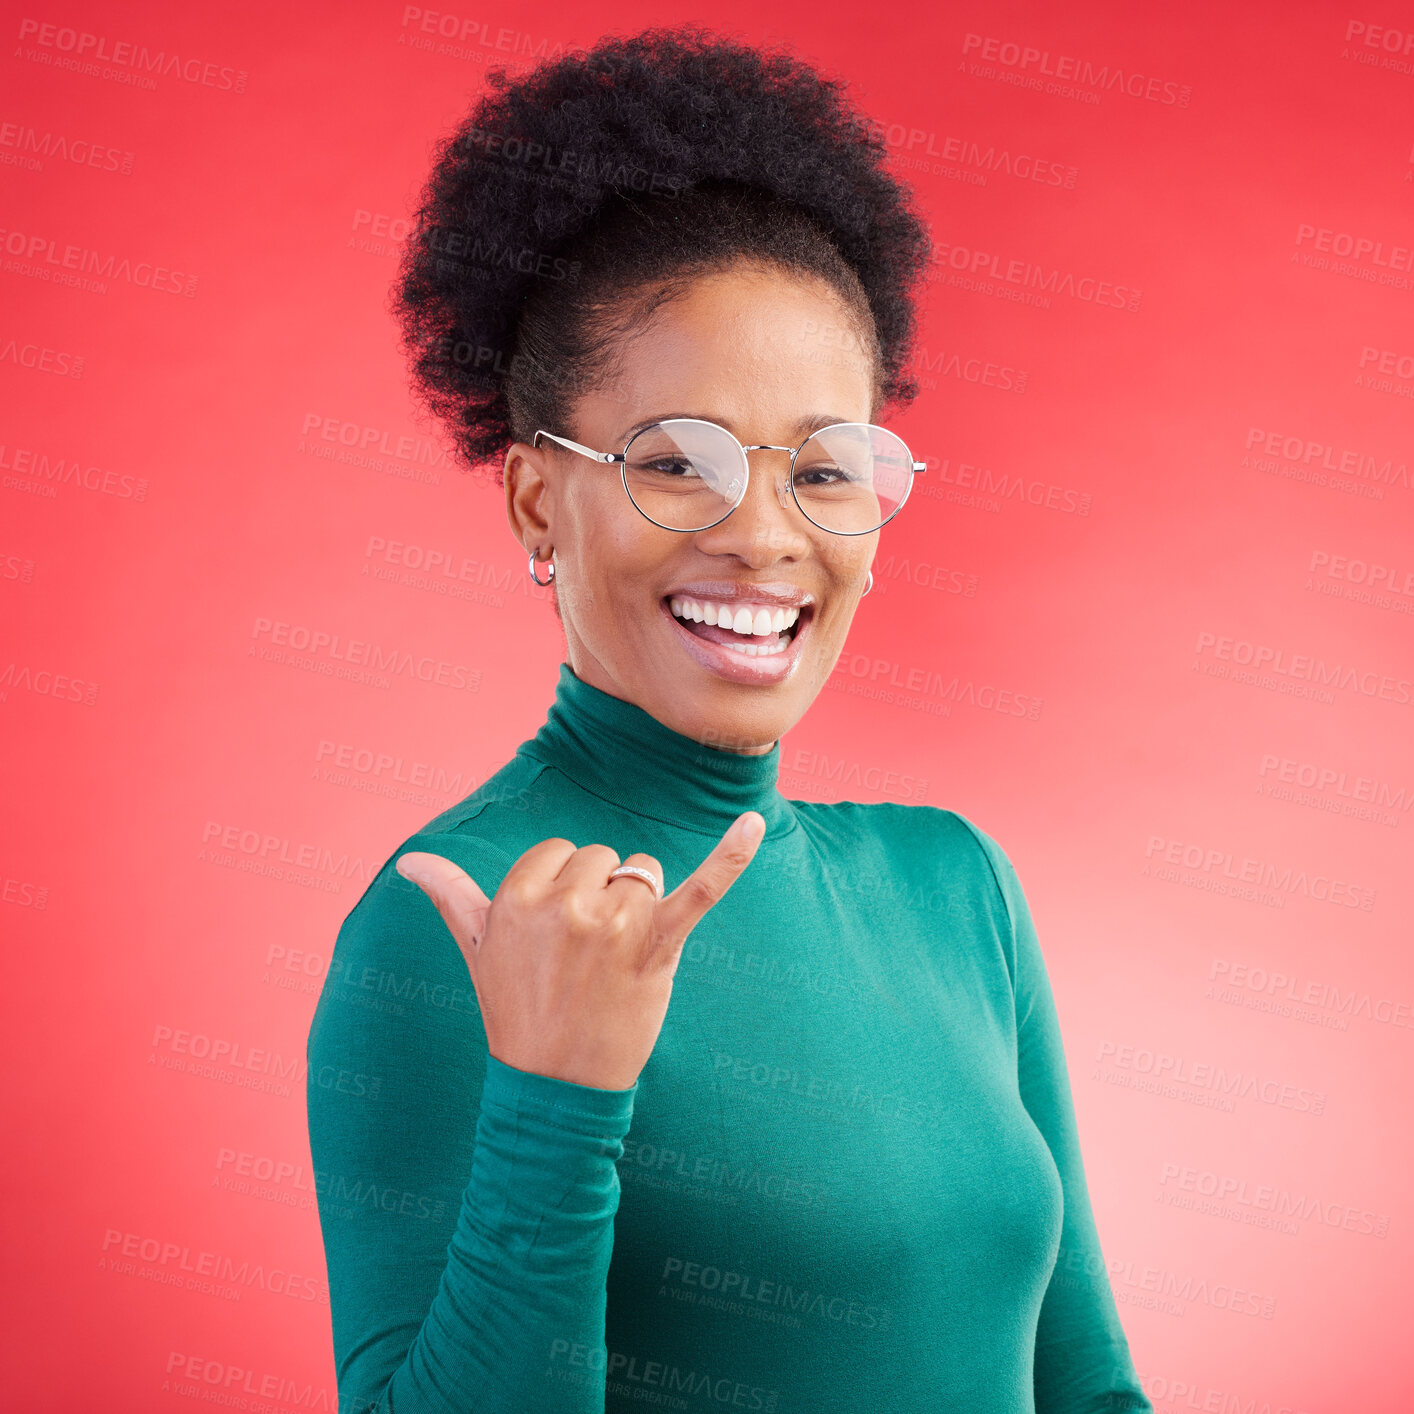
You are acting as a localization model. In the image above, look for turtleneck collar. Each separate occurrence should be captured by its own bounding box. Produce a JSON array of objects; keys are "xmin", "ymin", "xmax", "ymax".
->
[{"xmin": 517, "ymin": 663, "xmax": 797, "ymax": 839}]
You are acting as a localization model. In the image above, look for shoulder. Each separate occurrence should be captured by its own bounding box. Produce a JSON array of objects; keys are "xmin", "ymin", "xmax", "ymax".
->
[
  {"xmin": 415, "ymin": 749, "xmax": 553, "ymax": 844},
  {"xmin": 339, "ymin": 752, "xmax": 553, "ymax": 941},
  {"xmin": 791, "ymin": 798, "xmax": 1022, "ymax": 915},
  {"xmin": 308, "ymin": 756, "xmax": 547, "ymax": 1061},
  {"xmin": 790, "ymin": 797, "xmax": 1015, "ymax": 871}
]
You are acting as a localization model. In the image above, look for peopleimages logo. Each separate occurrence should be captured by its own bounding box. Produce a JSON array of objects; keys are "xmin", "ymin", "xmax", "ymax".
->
[
  {"xmin": 249, "ymin": 616, "xmax": 482, "ymax": 692},
  {"xmin": 960, "ymin": 32, "xmax": 1193, "ymax": 107},
  {"xmin": 15, "ymin": 19, "xmax": 249, "ymax": 93},
  {"xmin": 1157, "ymin": 1161, "xmax": 1389, "ymax": 1239},
  {"xmin": 1193, "ymin": 629, "xmax": 1412, "ymax": 708},
  {"xmin": 1093, "ymin": 1040, "xmax": 1327, "ymax": 1117},
  {"xmin": 1257, "ymin": 752, "xmax": 1412, "ymax": 816},
  {"xmin": 927, "ymin": 237, "xmax": 1142, "ymax": 312},
  {"xmin": 0, "ymin": 224, "xmax": 198, "ymax": 295},
  {"xmin": 163, "ymin": 1353, "xmax": 334, "ymax": 1408},
  {"xmin": 0, "ymin": 339, "xmax": 84, "ymax": 379},
  {"xmin": 1143, "ymin": 834, "xmax": 1376, "ymax": 911},
  {"xmin": 1243, "ymin": 426, "xmax": 1411, "ymax": 494},
  {"xmin": 857, "ymin": 117, "xmax": 1078, "ymax": 190},
  {"xmin": 1307, "ymin": 548, "xmax": 1414, "ymax": 605},
  {"xmin": 0, "ymin": 120, "xmax": 135, "ymax": 175},
  {"xmin": 99, "ymin": 1230, "xmax": 323, "ymax": 1302},
  {"xmin": 828, "ymin": 651, "xmax": 1044, "ymax": 720},
  {"xmin": 658, "ymin": 1254, "xmax": 894, "ymax": 1332}
]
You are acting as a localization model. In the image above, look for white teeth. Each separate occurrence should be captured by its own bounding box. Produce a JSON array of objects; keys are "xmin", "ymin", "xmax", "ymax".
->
[{"xmin": 668, "ymin": 596, "xmax": 803, "ymax": 637}]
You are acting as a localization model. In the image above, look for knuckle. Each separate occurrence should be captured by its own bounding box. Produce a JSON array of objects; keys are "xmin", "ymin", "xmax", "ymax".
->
[
  {"xmin": 499, "ymin": 875, "xmax": 538, "ymax": 911},
  {"xmin": 602, "ymin": 907, "xmax": 633, "ymax": 940},
  {"xmin": 646, "ymin": 932, "xmax": 680, "ymax": 975},
  {"xmin": 719, "ymin": 842, "xmax": 754, "ymax": 870},
  {"xmin": 680, "ymin": 874, "xmax": 719, "ymax": 911},
  {"xmin": 559, "ymin": 889, "xmax": 602, "ymax": 933}
]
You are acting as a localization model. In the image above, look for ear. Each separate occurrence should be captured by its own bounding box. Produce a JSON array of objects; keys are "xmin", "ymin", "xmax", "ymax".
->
[{"xmin": 503, "ymin": 439, "xmax": 554, "ymax": 554}]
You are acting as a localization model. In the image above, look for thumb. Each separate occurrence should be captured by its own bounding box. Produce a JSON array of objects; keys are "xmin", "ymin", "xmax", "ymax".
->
[
  {"xmin": 655, "ymin": 810, "xmax": 765, "ymax": 944},
  {"xmin": 395, "ymin": 851, "xmax": 492, "ymax": 954}
]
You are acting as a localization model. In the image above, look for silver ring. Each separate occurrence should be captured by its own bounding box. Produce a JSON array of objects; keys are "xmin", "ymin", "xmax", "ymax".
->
[
  {"xmin": 607, "ymin": 864, "xmax": 662, "ymax": 900},
  {"xmin": 528, "ymin": 549, "xmax": 555, "ymax": 586}
]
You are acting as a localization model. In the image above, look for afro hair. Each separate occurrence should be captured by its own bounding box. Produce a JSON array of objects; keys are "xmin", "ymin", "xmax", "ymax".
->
[{"xmin": 392, "ymin": 24, "xmax": 932, "ymax": 478}]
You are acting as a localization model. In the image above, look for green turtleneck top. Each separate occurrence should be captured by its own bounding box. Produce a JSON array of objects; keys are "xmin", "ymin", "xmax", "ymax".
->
[{"xmin": 306, "ymin": 663, "xmax": 1151, "ymax": 1414}]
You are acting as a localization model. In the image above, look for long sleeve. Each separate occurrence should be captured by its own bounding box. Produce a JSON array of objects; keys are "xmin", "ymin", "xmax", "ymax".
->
[
  {"xmin": 956, "ymin": 816, "xmax": 1153, "ymax": 1414},
  {"xmin": 305, "ymin": 827, "xmax": 637, "ymax": 1414}
]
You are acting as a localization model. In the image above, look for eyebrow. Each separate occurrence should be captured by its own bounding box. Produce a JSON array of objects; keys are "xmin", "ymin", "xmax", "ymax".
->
[{"xmin": 616, "ymin": 411, "xmax": 856, "ymax": 444}]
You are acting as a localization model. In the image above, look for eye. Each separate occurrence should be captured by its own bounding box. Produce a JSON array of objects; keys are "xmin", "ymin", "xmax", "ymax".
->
[
  {"xmin": 638, "ymin": 455, "xmax": 703, "ymax": 479},
  {"xmin": 793, "ymin": 462, "xmax": 854, "ymax": 487}
]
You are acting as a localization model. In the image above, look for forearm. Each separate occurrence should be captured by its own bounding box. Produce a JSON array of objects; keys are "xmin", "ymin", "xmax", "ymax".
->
[
  {"xmin": 314, "ymin": 1051, "xmax": 636, "ymax": 1414},
  {"xmin": 382, "ymin": 1057, "xmax": 634, "ymax": 1411}
]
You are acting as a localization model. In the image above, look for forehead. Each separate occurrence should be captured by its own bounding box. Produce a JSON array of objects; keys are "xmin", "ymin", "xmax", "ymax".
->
[{"xmin": 597, "ymin": 265, "xmax": 877, "ymax": 431}]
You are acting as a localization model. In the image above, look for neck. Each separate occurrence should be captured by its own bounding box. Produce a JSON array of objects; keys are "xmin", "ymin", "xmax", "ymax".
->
[
  {"xmin": 516, "ymin": 662, "xmax": 797, "ymax": 839},
  {"xmin": 710, "ymin": 736, "xmax": 776, "ymax": 757},
  {"xmin": 566, "ymin": 650, "xmax": 779, "ymax": 756}
]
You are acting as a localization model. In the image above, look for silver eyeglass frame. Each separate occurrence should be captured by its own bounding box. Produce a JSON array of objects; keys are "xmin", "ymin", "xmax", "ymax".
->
[{"xmin": 532, "ymin": 417, "xmax": 927, "ymax": 535}]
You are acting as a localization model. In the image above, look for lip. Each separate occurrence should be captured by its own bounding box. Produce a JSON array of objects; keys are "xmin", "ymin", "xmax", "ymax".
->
[
  {"xmin": 660, "ymin": 596, "xmax": 814, "ymax": 686},
  {"xmin": 662, "ymin": 580, "xmax": 815, "ymax": 610}
]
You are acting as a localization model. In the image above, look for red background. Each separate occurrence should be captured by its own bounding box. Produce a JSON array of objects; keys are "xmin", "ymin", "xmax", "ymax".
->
[{"xmin": 4, "ymin": 1, "xmax": 1412, "ymax": 1408}]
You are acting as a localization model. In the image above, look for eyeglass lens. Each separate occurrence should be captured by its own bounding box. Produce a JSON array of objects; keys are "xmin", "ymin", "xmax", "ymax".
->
[{"xmin": 622, "ymin": 420, "xmax": 914, "ymax": 534}]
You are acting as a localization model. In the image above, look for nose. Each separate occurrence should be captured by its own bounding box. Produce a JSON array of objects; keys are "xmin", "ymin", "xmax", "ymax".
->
[
  {"xmin": 694, "ymin": 445, "xmax": 807, "ymax": 561},
  {"xmin": 741, "ymin": 445, "xmax": 797, "ymax": 511}
]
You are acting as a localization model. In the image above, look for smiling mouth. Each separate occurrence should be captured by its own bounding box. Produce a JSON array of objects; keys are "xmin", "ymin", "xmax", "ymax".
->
[{"xmin": 664, "ymin": 595, "xmax": 813, "ymax": 658}]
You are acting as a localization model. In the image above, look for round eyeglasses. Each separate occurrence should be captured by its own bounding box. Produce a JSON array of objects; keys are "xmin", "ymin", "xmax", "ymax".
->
[{"xmin": 533, "ymin": 418, "xmax": 927, "ymax": 535}]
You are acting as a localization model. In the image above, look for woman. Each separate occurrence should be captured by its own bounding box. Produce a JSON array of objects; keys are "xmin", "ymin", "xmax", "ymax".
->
[{"xmin": 306, "ymin": 26, "xmax": 1151, "ymax": 1414}]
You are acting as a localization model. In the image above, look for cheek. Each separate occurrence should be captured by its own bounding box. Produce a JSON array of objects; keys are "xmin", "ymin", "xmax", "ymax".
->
[
  {"xmin": 561, "ymin": 501, "xmax": 672, "ymax": 608},
  {"xmin": 812, "ymin": 550, "xmax": 871, "ymax": 634},
  {"xmin": 603, "ymin": 523, "xmax": 676, "ymax": 586},
  {"xmin": 818, "ymin": 540, "xmax": 872, "ymax": 590}
]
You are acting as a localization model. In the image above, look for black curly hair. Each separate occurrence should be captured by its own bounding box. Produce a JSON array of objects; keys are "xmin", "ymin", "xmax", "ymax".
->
[{"xmin": 392, "ymin": 24, "xmax": 932, "ymax": 480}]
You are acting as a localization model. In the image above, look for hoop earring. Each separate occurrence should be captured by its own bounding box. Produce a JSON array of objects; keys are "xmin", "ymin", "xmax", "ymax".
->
[
  {"xmin": 528, "ymin": 549, "xmax": 556, "ymax": 586},
  {"xmin": 861, "ymin": 570, "xmax": 873, "ymax": 597}
]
